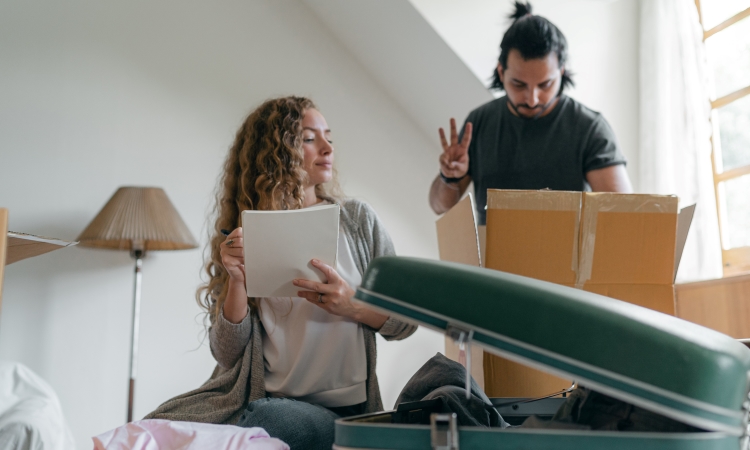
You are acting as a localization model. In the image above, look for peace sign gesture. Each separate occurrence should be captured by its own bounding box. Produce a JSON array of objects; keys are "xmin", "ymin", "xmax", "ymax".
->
[{"xmin": 438, "ymin": 118, "xmax": 472, "ymax": 179}]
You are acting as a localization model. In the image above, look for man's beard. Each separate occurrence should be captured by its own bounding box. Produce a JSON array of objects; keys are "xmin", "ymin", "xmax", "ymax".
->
[{"xmin": 507, "ymin": 94, "xmax": 559, "ymax": 120}]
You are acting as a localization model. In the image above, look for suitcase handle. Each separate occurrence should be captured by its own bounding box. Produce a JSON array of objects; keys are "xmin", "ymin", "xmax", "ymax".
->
[
  {"xmin": 493, "ymin": 382, "xmax": 576, "ymax": 408},
  {"xmin": 446, "ymin": 325, "xmax": 474, "ymax": 400}
]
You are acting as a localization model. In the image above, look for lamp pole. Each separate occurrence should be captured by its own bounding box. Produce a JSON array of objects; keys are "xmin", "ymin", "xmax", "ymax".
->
[
  {"xmin": 127, "ymin": 249, "xmax": 143, "ymax": 423},
  {"xmin": 75, "ymin": 187, "xmax": 198, "ymax": 423}
]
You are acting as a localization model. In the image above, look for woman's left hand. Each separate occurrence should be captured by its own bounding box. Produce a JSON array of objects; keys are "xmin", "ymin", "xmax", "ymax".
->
[{"xmin": 293, "ymin": 259, "xmax": 359, "ymax": 320}]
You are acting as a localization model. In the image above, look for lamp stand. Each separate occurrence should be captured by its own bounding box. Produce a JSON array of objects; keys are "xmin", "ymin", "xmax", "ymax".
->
[{"xmin": 127, "ymin": 249, "xmax": 144, "ymax": 423}]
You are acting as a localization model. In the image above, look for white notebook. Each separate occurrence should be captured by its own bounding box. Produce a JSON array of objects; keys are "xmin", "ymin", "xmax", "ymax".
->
[{"xmin": 241, "ymin": 204, "xmax": 340, "ymax": 298}]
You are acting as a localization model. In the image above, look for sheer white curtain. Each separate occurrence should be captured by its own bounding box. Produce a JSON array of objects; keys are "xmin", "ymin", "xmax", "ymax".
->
[{"xmin": 639, "ymin": 0, "xmax": 722, "ymax": 282}]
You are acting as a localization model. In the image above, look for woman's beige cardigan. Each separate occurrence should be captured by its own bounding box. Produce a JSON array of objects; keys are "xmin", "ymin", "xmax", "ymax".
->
[{"xmin": 145, "ymin": 199, "xmax": 417, "ymax": 424}]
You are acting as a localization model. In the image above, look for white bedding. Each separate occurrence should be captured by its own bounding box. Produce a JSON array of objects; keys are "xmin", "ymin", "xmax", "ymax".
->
[
  {"xmin": 93, "ymin": 420, "xmax": 289, "ymax": 450},
  {"xmin": 0, "ymin": 361, "xmax": 76, "ymax": 450}
]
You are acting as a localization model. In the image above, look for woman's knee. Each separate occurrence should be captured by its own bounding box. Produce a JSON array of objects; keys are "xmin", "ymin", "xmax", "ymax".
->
[{"xmin": 237, "ymin": 398, "xmax": 337, "ymax": 450}]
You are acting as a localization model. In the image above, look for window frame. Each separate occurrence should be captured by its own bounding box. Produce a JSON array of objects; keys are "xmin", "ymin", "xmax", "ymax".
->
[{"xmin": 695, "ymin": 1, "xmax": 750, "ymax": 276}]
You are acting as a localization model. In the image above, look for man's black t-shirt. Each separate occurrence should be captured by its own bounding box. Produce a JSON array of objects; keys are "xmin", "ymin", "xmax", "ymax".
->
[{"xmin": 461, "ymin": 95, "xmax": 626, "ymax": 224}]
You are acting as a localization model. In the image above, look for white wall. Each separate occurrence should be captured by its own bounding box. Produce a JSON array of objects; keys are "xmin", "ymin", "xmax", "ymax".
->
[
  {"xmin": 0, "ymin": 0, "xmax": 642, "ymax": 446},
  {"xmin": 0, "ymin": 0, "xmax": 485, "ymax": 446},
  {"xmin": 303, "ymin": 0, "xmax": 493, "ymax": 143},
  {"xmin": 410, "ymin": 0, "xmax": 642, "ymax": 188}
]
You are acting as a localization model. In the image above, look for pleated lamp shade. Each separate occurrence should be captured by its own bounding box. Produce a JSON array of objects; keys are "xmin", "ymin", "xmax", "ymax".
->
[{"xmin": 77, "ymin": 187, "xmax": 198, "ymax": 252}]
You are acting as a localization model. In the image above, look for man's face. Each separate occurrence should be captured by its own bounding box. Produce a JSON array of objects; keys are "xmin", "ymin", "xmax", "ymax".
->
[{"xmin": 498, "ymin": 49, "xmax": 564, "ymax": 119}]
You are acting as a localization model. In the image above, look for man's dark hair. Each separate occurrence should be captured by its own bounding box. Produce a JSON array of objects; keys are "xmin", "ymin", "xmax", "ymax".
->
[{"xmin": 490, "ymin": 1, "xmax": 574, "ymax": 93}]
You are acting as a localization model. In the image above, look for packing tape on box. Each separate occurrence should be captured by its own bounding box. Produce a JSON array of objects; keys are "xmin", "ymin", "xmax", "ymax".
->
[
  {"xmin": 575, "ymin": 193, "xmax": 679, "ymax": 289},
  {"xmin": 487, "ymin": 190, "xmax": 582, "ymax": 277},
  {"xmin": 486, "ymin": 190, "xmax": 581, "ymax": 211}
]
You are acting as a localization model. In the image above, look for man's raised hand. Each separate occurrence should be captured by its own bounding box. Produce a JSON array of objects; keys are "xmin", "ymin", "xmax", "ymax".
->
[{"xmin": 438, "ymin": 118, "xmax": 472, "ymax": 179}]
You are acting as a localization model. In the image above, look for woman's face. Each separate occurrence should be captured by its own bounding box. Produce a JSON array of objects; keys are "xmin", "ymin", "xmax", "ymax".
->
[{"xmin": 301, "ymin": 108, "xmax": 334, "ymax": 187}]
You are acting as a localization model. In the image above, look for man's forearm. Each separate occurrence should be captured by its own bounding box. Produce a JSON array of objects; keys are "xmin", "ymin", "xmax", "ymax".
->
[
  {"xmin": 587, "ymin": 165, "xmax": 633, "ymax": 193},
  {"xmin": 429, "ymin": 175, "xmax": 471, "ymax": 214}
]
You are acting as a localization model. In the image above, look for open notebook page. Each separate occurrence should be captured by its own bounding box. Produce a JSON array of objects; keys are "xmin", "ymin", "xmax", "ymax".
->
[{"xmin": 241, "ymin": 204, "xmax": 339, "ymax": 297}]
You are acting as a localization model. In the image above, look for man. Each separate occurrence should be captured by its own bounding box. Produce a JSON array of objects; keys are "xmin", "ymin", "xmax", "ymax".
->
[{"xmin": 429, "ymin": 1, "xmax": 632, "ymax": 224}]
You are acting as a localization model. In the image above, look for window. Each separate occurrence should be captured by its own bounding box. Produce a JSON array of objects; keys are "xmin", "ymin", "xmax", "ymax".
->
[{"xmin": 697, "ymin": 0, "xmax": 750, "ymax": 276}]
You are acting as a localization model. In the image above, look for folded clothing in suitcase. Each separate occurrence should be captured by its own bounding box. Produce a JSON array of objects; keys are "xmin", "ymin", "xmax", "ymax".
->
[{"xmin": 335, "ymin": 257, "xmax": 750, "ymax": 449}]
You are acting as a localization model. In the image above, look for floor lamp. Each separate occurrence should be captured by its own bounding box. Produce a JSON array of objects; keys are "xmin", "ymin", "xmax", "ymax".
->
[{"xmin": 76, "ymin": 187, "xmax": 197, "ymax": 423}]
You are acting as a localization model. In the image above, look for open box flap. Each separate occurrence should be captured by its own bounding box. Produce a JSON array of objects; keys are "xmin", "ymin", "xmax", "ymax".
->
[
  {"xmin": 578, "ymin": 193, "xmax": 679, "ymax": 286},
  {"xmin": 436, "ymin": 194, "xmax": 486, "ymax": 388},
  {"xmin": 356, "ymin": 256, "xmax": 750, "ymax": 436},
  {"xmin": 6, "ymin": 232, "xmax": 78, "ymax": 265},
  {"xmin": 436, "ymin": 194, "xmax": 481, "ymax": 268},
  {"xmin": 674, "ymin": 204, "xmax": 696, "ymax": 282},
  {"xmin": 486, "ymin": 190, "xmax": 582, "ymax": 285}
]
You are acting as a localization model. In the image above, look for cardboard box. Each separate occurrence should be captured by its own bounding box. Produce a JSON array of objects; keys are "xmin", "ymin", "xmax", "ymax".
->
[
  {"xmin": 675, "ymin": 273, "xmax": 750, "ymax": 339},
  {"xmin": 482, "ymin": 190, "xmax": 693, "ymax": 397},
  {"xmin": 435, "ymin": 191, "xmax": 694, "ymax": 397},
  {"xmin": 436, "ymin": 195, "xmax": 485, "ymax": 390},
  {"xmin": 485, "ymin": 190, "xmax": 692, "ymax": 311}
]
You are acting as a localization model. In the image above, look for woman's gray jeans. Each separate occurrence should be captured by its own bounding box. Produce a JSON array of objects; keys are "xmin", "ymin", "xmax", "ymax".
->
[{"xmin": 237, "ymin": 397, "xmax": 340, "ymax": 450}]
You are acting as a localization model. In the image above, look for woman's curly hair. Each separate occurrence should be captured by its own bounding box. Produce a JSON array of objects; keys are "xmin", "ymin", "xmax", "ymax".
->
[{"xmin": 197, "ymin": 96, "xmax": 340, "ymax": 324}]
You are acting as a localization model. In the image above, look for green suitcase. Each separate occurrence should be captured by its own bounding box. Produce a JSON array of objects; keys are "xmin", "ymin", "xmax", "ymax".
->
[{"xmin": 335, "ymin": 257, "xmax": 750, "ymax": 449}]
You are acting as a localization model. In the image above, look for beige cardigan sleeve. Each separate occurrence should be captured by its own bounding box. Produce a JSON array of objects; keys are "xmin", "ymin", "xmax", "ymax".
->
[
  {"xmin": 209, "ymin": 306, "xmax": 252, "ymax": 369},
  {"xmin": 341, "ymin": 199, "xmax": 418, "ymax": 342}
]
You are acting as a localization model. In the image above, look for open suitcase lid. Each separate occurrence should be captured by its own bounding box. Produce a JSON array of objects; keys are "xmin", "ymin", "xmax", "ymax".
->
[{"xmin": 356, "ymin": 256, "xmax": 750, "ymax": 436}]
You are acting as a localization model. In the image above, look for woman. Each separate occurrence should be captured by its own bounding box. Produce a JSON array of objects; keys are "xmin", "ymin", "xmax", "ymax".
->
[{"xmin": 145, "ymin": 96, "xmax": 416, "ymax": 449}]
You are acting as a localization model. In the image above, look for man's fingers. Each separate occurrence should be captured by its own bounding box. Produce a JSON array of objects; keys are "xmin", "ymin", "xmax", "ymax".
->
[
  {"xmin": 440, "ymin": 151, "xmax": 467, "ymax": 175},
  {"xmin": 439, "ymin": 128, "xmax": 449, "ymax": 151},
  {"xmin": 439, "ymin": 152, "xmax": 452, "ymax": 170},
  {"xmin": 440, "ymin": 118, "xmax": 471, "ymax": 171},
  {"xmin": 460, "ymin": 122, "xmax": 473, "ymax": 150}
]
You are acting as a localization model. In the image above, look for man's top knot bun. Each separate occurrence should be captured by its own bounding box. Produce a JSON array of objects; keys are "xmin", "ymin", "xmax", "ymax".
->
[{"xmin": 509, "ymin": 1, "xmax": 533, "ymax": 21}]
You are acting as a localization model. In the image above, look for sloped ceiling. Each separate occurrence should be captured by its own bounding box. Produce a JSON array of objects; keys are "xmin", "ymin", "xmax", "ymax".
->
[{"xmin": 302, "ymin": 0, "xmax": 493, "ymax": 142}]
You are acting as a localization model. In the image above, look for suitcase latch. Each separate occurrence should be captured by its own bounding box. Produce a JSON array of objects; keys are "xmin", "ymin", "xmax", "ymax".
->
[{"xmin": 430, "ymin": 413, "xmax": 458, "ymax": 450}]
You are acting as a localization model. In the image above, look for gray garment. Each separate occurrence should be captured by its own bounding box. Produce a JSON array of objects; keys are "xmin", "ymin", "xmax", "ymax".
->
[
  {"xmin": 461, "ymin": 95, "xmax": 627, "ymax": 224},
  {"xmin": 396, "ymin": 353, "xmax": 508, "ymax": 428},
  {"xmin": 521, "ymin": 387, "xmax": 701, "ymax": 432},
  {"xmin": 236, "ymin": 398, "xmax": 339, "ymax": 450},
  {"xmin": 144, "ymin": 198, "xmax": 417, "ymax": 424}
]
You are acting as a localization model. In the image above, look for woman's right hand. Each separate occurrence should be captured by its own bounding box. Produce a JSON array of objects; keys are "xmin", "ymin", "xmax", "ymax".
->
[
  {"xmin": 220, "ymin": 227, "xmax": 245, "ymax": 284},
  {"xmin": 220, "ymin": 227, "xmax": 250, "ymax": 324}
]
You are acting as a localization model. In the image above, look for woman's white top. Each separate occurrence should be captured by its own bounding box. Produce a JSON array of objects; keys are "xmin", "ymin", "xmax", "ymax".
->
[{"xmin": 259, "ymin": 225, "xmax": 367, "ymax": 408}]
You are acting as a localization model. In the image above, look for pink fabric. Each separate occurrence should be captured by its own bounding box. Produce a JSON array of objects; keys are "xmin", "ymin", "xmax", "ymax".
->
[{"xmin": 92, "ymin": 419, "xmax": 289, "ymax": 450}]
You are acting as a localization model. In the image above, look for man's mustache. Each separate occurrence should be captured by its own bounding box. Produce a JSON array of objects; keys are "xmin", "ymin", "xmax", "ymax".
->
[{"xmin": 507, "ymin": 93, "xmax": 559, "ymax": 120}]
